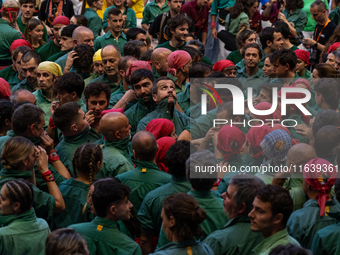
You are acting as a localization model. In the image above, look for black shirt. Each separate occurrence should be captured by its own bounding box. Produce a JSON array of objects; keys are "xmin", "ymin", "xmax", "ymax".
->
[
  {"xmin": 312, "ymin": 20, "xmax": 337, "ymax": 64},
  {"xmin": 38, "ymin": 0, "xmax": 75, "ymax": 27},
  {"xmin": 148, "ymin": 12, "xmax": 194, "ymax": 44}
]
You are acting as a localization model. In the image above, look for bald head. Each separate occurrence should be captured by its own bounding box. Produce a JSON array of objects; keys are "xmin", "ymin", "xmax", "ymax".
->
[
  {"xmin": 287, "ymin": 143, "xmax": 316, "ymax": 167},
  {"xmin": 72, "ymin": 26, "xmax": 95, "ymax": 47},
  {"xmin": 132, "ymin": 131, "xmax": 158, "ymax": 161},
  {"xmin": 11, "ymin": 89, "xmax": 36, "ymax": 105},
  {"xmin": 99, "ymin": 112, "xmax": 130, "ymax": 141},
  {"xmin": 151, "ymin": 48, "xmax": 172, "ymax": 62}
]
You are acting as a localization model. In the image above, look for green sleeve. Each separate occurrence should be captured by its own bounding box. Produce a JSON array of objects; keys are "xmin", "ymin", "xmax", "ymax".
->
[
  {"xmin": 128, "ymin": 8, "xmax": 137, "ymax": 28},
  {"xmin": 94, "ymin": 38, "xmax": 101, "ymax": 51},
  {"xmin": 137, "ymin": 197, "xmax": 155, "ymax": 231},
  {"xmin": 310, "ymin": 233, "xmax": 324, "ymax": 255},
  {"xmin": 203, "ymin": 236, "xmax": 223, "ymax": 255},
  {"xmin": 32, "ymin": 185, "xmax": 56, "ymax": 221},
  {"xmin": 89, "ymin": 16, "xmax": 103, "ymax": 37},
  {"xmin": 141, "ymin": 5, "xmax": 151, "ymax": 25},
  {"xmin": 294, "ymin": 12, "xmax": 308, "ymax": 34},
  {"xmin": 103, "ymin": 7, "xmax": 110, "ymax": 30},
  {"xmin": 210, "ymin": 0, "xmax": 219, "ymax": 16}
]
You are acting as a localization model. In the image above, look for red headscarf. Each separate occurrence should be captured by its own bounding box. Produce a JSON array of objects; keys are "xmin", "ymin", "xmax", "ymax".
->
[
  {"xmin": 294, "ymin": 49, "xmax": 310, "ymax": 65},
  {"xmin": 126, "ymin": 61, "xmax": 152, "ymax": 76},
  {"xmin": 10, "ymin": 39, "xmax": 34, "ymax": 51},
  {"xmin": 328, "ymin": 42, "xmax": 340, "ymax": 54},
  {"xmin": 278, "ymin": 86, "xmax": 310, "ymax": 125},
  {"xmin": 156, "ymin": 137, "xmax": 176, "ymax": 172},
  {"xmin": 303, "ymin": 158, "xmax": 337, "ymax": 216},
  {"xmin": 290, "ymin": 78, "xmax": 311, "ymax": 91},
  {"xmin": 0, "ymin": 7, "xmax": 19, "ymax": 26},
  {"xmin": 53, "ymin": 15, "xmax": 70, "ymax": 26},
  {"xmin": 100, "ymin": 108, "xmax": 125, "ymax": 117},
  {"xmin": 217, "ymin": 126, "xmax": 246, "ymax": 162},
  {"xmin": 246, "ymin": 125, "xmax": 272, "ymax": 159},
  {"xmin": 212, "ymin": 60, "xmax": 235, "ymax": 72},
  {"xmin": 0, "ymin": 78, "xmax": 11, "ymax": 100},
  {"xmin": 166, "ymin": 50, "xmax": 191, "ymax": 76},
  {"xmin": 271, "ymin": 124, "xmax": 300, "ymax": 145},
  {"xmin": 253, "ymin": 102, "xmax": 282, "ymax": 123},
  {"xmin": 145, "ymin": 118, "xmax": 174, "ymax": 140}
]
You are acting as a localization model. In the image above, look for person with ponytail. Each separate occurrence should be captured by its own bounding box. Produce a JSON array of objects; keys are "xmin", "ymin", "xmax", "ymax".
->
[
  {"xmin": 227, "ymin": 25, "xmax": 256, "ymax": 65},
  {"xmin": 151, "ymin": 193, "xmax": 214, "ymax": 255},
  {"xmin": 0, "ymin": 179, "xmax": 50, "ymax": 255},
  {"xmin": 82, "ymin": 0, "xmax": 103, "ymax": 37},
  {"xmin": 24, "ymin": 18, "xmax": 45, "ymax": 51},
  {"xmin": 51, "ymin": 143, "xmax": 102, "ymax": 230},
  {"xmin": 0, "ymin": 136, "xmax": 65, "ymax": 221}
]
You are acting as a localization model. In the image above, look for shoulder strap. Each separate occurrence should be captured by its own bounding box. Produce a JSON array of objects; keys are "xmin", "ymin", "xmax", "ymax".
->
[{"xmin": 158, "ymin": 13, "xmax": 168, "ymax": 44}]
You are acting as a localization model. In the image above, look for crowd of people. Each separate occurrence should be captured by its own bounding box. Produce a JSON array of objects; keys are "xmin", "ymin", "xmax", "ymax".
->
[{"xmin": 1, "ymin": 0, "xmax": 340, "ymax": 254}]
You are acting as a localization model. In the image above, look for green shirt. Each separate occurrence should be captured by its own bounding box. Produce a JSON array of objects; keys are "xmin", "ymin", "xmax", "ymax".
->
[
  {"xmin": 0, "ymin": 168, "xmax": 56, "ymax": 221},
  {"xmin": 94, "ymin": 30, "xmax": 127, "ymax": 55},
  {"xmin": 204, "ymin": 215, "xmax": 265, "ymax": 255},
  {"xmin": 284, "ymin": 114, "xmax": 308, "ymax": 144},
  {"xmin": 311, "ymin": 220, "xmax": 340, "ymax": 255},
  {"xmin": 329, "ymin": 7, "xmax": 340, "ymax": 25},
  {"xmin": 185, "ymin": 102, "xmax": 202, "ymax": 118},
  {"xmin": 47, "ymin": 50, "xmax": 69, "ymax": 62},
  {"xmin": 0, "ymin": 65, "xmax": 15, "ymax": 80},
  {"xmin": 227, "ymin": 50, "xmax": 243, "ymax": 65},
  {"xmin": 109, "ymin": 86, "xmax": 137, "ymax": 110},
  {"xmin": 177, "ymin": 84, "xmax": 192, "ymax": 113},
  {"xmin": 152, "ymin": 239, "xmax": 214, "ymax": 255},
  {"xmin": 17, "ymin": 16, "xmax": 48, "ymax": 42},
  {"xmin": 225, "ymin": 12, "xmax": 249, "ymax": 36},
  {"xmin": 155, "ymin": 41, "xmax": 187, "ymax": 51},
  {"xmin": 167, "ymin": 72, "xmax": 189, "ymax": 95},
  {"xmin": 69, "ymin": 216, "xmax": 142, "ymax": 255},
  {"xmin": 55, "ymin": 52, "xmax": 70, "ymax": 72},
  {"xmin": 0, "ymin": 19, "xmax": 22, "ymax": 63},
  {"xmin": 37, "ymin": 40, "xmax": 61, "ymax": 62},
  {"xmin": 103, "ymin": 6, "xmax": 137, "ymax": 30},
  {"xmin": 201, "ymin": 56, "xmax": 212, "ymax": 65},
  {"xmin": 98, "ymin": 139, "xmax": 134, "ymax": 178},
  {"xmin": 210, "ymin": 0, "xmax": 235, "ymax": 16},
  {"xmin": 7, "ymin": 72, "xmax": 21, "ymax": 88},
  {"xmin": 55, "ymin": 126, "xmax": 96, "ymax": 176},
  {"xmin": 270, "ymin": 72, "xmax": 300, "ymax": 86},
  {"xmin": 282, "ymin": 8, "xmax": 308, "ymax": 35},
  {"xmin": 125, "ymin": 97, "xmax": 157, "ymax": 137},
  {"xmin": 0, "ymin": 208, "xmax": 49, "ymax": 255},
  {"xmin": 85, "ymin": 8, "xmax": 103, "ymax": 37},
  {"xmin": 142, "ymin": 1, "xmax": 170, "ymax": 25},
  {"xmin": 137, "ymin": 98, "xmax": 191, "ymax": 136},
  {"xmin": 300, "ymin": 69, "xmax": 312, "ymax": 81},
  {"xmin": 33, "ymin": 89, "xmax": 53, "ymax": 127},
  {"xmin": 237, "ymin": 67, "xmax": 265, "ymax": 94},
  {"xmin": 252, "ymin": 229, "xmax": 300, "ymax": 255},
  {"xmin": 84, "ymin": 72, "xmax": 99, "ymax": 86},
  {"xmin": 11, "ymin": 78, "xmax": 36, "ymax": 93},
  {"xmin": 137, "ymin": 176, "xmax": 191, "ymax": 236},
  {"xmin": 116, "ymin": 161, "xmax": 171, "ymax": 212},
  {"xmin": 287, "ymin": 199, "xmax": 340, "ymax": 249},
  {"xmin": 89, "ymin": 73, "xmax": 122, "ymax": 94},
  {"xmin": 51, "ymin": 178, "xmax": 91, "ymax": 230}
]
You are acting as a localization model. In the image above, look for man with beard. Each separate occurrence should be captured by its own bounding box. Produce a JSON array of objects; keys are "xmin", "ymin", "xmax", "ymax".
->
[
  {"xmin": 125, "ymin": 69, "xmax": 156, "ymax": 137},
  {"xmin": 84, "ymin": 82, "xmax": 111, "ymax": 141},
  {"xmin": 33, "ymin": 61, "xmax": 62, "ymax": 127},
  {"xmin": 90, "ymin": 44, "xmax": 122, "ymax": 94},
  {"xmin": 151, "ymin": 48, "xmax": 172, "ymax": 79},
  {"xmin": 38, "ymin": 16, "xmax": 70, "ymax": 61},
  {"xmin": 137, "ymin": 77, "xmax": 191, "ymax": 136},
  {"xmin": 11, "ymin": 50, "xmax": 41, "ymax": 93},
  {"xmin": 94, "ymin": 8, "xmax": 127, "ymax": 55},
  {"xmin": 97, "ymin": 112, "xmax": 134, "ymax": 178},
  {"xmin": 155, "ymin": 14, "xmax": 191, "ymax": 51}
]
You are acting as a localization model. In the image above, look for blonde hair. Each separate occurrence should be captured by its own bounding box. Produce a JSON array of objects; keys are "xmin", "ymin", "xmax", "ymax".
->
[
  {"xmin": 1, "ymin": 137, "xmax": 34, "ymax": 170},
  {"xmin": 1, "ymin": 0, "xmax": 20, "ymax": 21}
]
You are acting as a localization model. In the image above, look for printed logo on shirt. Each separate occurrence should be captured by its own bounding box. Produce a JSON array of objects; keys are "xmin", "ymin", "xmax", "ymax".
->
[{"xmin": 97, "ymin": 225, "xmax": 103, "ymax": 231}]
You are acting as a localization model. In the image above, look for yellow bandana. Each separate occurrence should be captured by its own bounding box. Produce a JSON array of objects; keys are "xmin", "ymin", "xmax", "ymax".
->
[{"xmin": 37, "ymin": 61, "xmax": 62, "ymax": 76}]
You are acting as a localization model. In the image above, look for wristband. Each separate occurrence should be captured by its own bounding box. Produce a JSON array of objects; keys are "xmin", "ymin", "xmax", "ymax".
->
[
  {"xmin": 122, "ymin": 98, "xmax": 128, "ymax": 104},
  {"xmin": 213, "ymin": 178, "xmax": 222, "ymax": 187},
  {"xmin": 211, "ymin": 22, "xmax": 216, "ymax": 29},
  {"xmin": 48, "ymin": 150, "xmax": 60, "ymax": 163},
  {"xmin": 41, "ymin": 170, "xmax": 55, "ymax": 182}
]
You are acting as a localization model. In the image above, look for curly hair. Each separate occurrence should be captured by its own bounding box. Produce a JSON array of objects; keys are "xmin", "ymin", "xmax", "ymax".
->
[
  {"xmin": 73, "ymin": 44, "xmax": 94, "ymax": 74},
  {"xmin": 285, "ymin": 0, "xmax": 304, "ymax": 10},
  {"xmin": 269, "ymin": 48, "xmax": 297, "ymax": 70},
  {"xmin": 84, "ymin": 82, "xmax": 111, "ymax": 102},
  {"xmin": 166, "ymin": 14, "xmax": 192, "ymax": 39}
]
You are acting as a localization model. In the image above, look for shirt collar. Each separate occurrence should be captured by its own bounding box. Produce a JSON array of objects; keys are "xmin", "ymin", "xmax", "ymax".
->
[
  {"xmin": 93, "ymin": 216, "xmax": 119, "ymax": 229},
  {"xmin": 252, "ymin": 229, "xmax": 290, "ymax": 254},
  {"xmin": 105, "ymin": 30, "xmax": 127, "ymax": 40}
]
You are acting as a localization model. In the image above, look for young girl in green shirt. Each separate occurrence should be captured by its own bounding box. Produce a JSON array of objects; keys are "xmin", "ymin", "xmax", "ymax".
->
[{"xmin": 24, "ymin": 19, "xmax": 45, "ymax": 52}]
